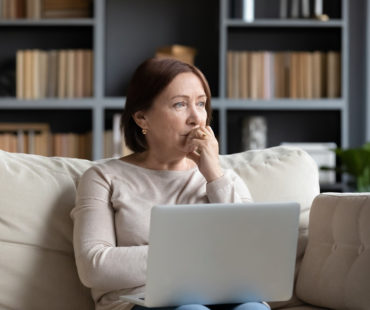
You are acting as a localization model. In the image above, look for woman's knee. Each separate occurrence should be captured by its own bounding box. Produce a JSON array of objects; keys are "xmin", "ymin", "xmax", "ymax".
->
[
  {"xmin": 176, "ymin": 304, "xmax": 210, "ymax": 310},
  {"xmin": 233, "ymin": 302, "xmax": 270, "ymax": 310}
]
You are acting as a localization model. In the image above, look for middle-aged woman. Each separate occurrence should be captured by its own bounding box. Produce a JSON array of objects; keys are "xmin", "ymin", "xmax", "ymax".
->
[{"xmin": 71, "ymin": 58, "xmax": 270, "ymax": 310}]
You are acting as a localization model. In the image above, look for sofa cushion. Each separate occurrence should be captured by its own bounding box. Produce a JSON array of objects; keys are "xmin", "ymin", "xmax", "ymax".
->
[
  {"xmin": 296, "ymin": 193, "xmax": 370, "ymax": 310},
  {"xmin": 220, "ymin": 146, "xmax": 320, "ymax": 259},
  {"xmin": 0, "ymin": 150, "xmax": 95, "ymax": 310}
]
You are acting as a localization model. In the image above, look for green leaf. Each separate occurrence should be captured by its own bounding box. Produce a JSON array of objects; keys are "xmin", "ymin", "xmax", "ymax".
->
[
  {"xmin": 336, "ymin": 149, "xmax": 370, "ymax": 177},
  {"xmin": 363, "ymin": 142, "xmax": 370, "ymax": 151}
]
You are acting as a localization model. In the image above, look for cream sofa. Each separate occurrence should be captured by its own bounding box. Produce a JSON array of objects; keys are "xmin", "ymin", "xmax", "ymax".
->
[{"xmin": 0, "ymin": 147, "xmax": 369, "ymax": 310}]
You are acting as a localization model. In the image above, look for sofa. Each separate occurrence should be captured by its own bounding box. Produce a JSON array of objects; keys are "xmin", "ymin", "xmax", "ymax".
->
[{"xmin": 0, "ymin": 146, "xmax": 369, "ymax": 310}]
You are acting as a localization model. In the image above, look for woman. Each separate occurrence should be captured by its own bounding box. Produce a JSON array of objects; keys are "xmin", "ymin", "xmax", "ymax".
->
[{"xmin": 71, "ymin": 58, "xmax": 269, "ymax": 310}]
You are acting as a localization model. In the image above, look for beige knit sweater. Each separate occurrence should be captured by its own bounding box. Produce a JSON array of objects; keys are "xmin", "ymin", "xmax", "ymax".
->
[{"xmin": 71, "ymin": 159, "xmax": 252, "ymax": 310}]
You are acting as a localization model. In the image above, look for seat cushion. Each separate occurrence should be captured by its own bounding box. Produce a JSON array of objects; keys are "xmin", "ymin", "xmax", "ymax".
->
[{"xmin": 296, "ymin": 193, "xmax": 370, "ymax": 310}]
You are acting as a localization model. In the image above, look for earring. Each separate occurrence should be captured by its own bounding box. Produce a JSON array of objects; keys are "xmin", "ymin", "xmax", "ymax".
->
[{"xmin": 142, "ymin": 129, "xmax": 148, "ymax": 135}]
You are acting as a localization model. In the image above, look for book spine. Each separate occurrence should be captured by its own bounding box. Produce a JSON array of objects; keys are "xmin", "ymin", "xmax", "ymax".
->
[
  {"xmin": 16, "ymin": 50, "xmax": 24, "ymax": 99},
  {"xmin": 279, "ymin": 0, "xmax": 288, "ymax": 19}
]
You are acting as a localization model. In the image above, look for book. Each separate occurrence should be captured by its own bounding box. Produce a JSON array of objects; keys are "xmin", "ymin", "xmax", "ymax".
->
[
  {"xmin": 75, "ymin": 49, "xmax": 84, "ymax": 98},
  {"xmin": 47, "ymin": 50, "xmax": 58, "ymax": 98},
  {"xmin": 274, "ymin": 52, "xmax": 289, "ymax": 98},
  {"xmin": 16, "ymin": 0, "xmax": 26, "ymax": 18},
  {"xmin": 227, "ymin": 51, "xmax": 233, "ymax": 98},
  {"xmin": 263, "ymin": 52, "xmax": 274, "ymax": 100},
  {"xmin": 301, "ymin": 0, "xmax": 310, "ymax": 18},
  {"xmin": 40, "ymin": 50, "xmax": 48, "ymax": 98},
  {"xmin": 32, "ymin": 49, "xmax": 40, "ymax": 99},
  {"xmin": 312, "ymin": 51, "xmax": 323, "ymax": 98},
  {"xmin": 258, "ymin": 52, "xmax": 264, "ymax": 99},
  {"xmin": 85, "ymin": 49, "xmax": 93, "ymax": 97},
  {"xmin": 306, "ymin": 52, "xmax": 313, "ymax": 99},
  {"xmin": 28, "ymin": 130, "xmax": 35, "ymax": 154},
  {"xmin": 289, "ymin": 52, "xmax": 299, "ymax": 98},
  {"xmin": 279, "ymin": 0, "xmax": 288, "ymax": 19},
  {"xmin": 24, "ymin": 50, "xmax": 33, "ymax": 100},
  {"xmin": 58, "ymin": 50, "xmax": 67, "ymax": 98},
  {"xmin": 42, "ymin": 0, "xmax": 91, "ymax": 18},
  {"xmin": 290, "ymin": 0, "xmax": 299, "ymax": 18},
  {"xmin": 240, "ymin": 51, "xmax": 248, "ymax": 99},
  {"xmin": 17, "ymin": 129, "xmax": 25, "ymax": 153},
  {"xmin": 327, "ymin": 51, "xmax": 341, "ymax": 98},
  {"xmin": 250, "ymin": 52, "xmax": 259, "ymax": 99},
  {"xmin": 16, "ymin": 50, "xmax": 24, "ymax": 99},
  {"xmin": 27, "ymin": 0, "xmax": 42, "ymax": 19},
  {"xmin": 232, "ymin": 51, "xmax": 240, "ymax": 98},
  {"xmin": 66, "ymin": 50, "xmax": 75, "ymax": 98}
]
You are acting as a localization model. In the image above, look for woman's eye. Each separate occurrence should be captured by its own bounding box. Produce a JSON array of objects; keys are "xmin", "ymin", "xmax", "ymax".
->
[
  {"xmin": 197, "ymin": 101, "xmax": 206, "ymax": 108},
  {"xmin": 174, "ymin": 102, "xmax": 186, "ymax": 109}
]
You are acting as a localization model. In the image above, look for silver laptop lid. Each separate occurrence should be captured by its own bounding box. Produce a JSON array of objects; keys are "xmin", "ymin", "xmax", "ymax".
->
[{"xmin": 145, "ymin": 202, "xmax": 300, "ymax": 307}]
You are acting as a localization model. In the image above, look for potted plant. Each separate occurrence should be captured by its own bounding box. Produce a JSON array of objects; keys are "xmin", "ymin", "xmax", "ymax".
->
[{"xmin": 327, "ymin": 142, "xmax": 370, "ymax": 192}]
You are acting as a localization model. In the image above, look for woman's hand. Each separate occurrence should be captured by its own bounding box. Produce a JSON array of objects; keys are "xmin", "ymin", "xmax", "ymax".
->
[{"xmin": 185, "ymin": 126, "xmax": 223, "ymax": 182}]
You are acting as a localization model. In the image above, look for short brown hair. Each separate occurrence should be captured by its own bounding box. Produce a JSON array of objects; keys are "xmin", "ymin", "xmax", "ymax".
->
[{"xmin": 121, "ymin": 57, "xmax": 212, "ymax": 153}]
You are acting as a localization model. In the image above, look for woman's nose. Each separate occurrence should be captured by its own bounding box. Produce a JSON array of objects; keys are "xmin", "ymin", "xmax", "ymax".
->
[{"xmin": 187, "ymin": 105, "xmax": 201, "ymax": 126}]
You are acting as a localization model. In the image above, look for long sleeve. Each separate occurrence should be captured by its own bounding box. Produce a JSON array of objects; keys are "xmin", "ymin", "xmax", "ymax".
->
[
  {"xmin": 206, "ymin": 169, "xmax": 253, "ymax": 203},
  {"xmin": 71, "ymin": 167, "xmax": 147, "ymax": 292}
]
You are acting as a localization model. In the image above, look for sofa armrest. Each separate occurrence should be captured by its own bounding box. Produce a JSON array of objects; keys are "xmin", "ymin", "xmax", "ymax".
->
[{"xmin": 296, "ymin": 193, "xmax": 370, "ymax": 310}]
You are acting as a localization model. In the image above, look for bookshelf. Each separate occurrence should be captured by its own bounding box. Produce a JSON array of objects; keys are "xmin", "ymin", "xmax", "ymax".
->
[
  {"xmin": 367, "ymin": 0, "xmax": 370, "ymax": 142},
  {"xmin": 0, "ymin": 0, "xmax": 350, "ymax": 162},
  {"xmin": 219, "ymin": 0, "xmax": 348, "ymax": 155}
]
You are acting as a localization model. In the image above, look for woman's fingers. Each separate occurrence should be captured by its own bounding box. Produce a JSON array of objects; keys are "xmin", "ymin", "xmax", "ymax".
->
[
  {"xmin": 186, "ymin": 150, "xmax": 201, "ymax": 164},
  {"xmin": 205, "ymin": 125, "xmax": 214, "ymax": 136}
]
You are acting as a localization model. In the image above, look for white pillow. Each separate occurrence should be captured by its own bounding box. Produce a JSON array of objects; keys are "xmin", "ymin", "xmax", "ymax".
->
[{"xmin": 0, "ymin": 150, "xmax": 95, "ymax": 310}]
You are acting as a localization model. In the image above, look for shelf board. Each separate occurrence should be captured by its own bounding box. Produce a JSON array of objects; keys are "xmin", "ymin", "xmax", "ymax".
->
[
  {"xmin": 101, "ymin": 98, "xmax": 126, "ymax": 109},
  {"xmin": 225, "ymin": 19, "xmax": 344, "ymax": 28},
  {"xmin": 101, "ymin": 97, "xmax": 345, "ymax": 111},
  {"xmin": 0, "ymin": 97, "xmax": 344, "ymax": 111},
  {"xmin": 0, "ymin": 18, "xmax": 95, "ymax": 26},
  {"xmin": 0, "ymin": 98, "xmax": 96, "ymax": 109},
  {"xmin": 211, "ymin": 98, "xmax": 345, "ymax": 110}
]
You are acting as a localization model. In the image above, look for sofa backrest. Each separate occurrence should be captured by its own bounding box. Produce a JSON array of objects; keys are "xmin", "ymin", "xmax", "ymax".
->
[
  {"xmin": 0, "ymin": 146, "xmax": 319, "ymax": 310},
  {"xmin": 296, "ymin": 193, "xmax": 370, "ymax": 310}
]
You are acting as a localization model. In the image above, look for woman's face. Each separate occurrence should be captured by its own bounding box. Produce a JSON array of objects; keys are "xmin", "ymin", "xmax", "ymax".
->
[{"xmin": 135, "ymin": 72, "xmax": 208, "ymax": 155}]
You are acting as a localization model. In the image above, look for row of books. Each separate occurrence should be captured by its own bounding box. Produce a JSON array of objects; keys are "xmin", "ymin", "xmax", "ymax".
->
[
  {"xmin": 0, "ymin": 0, "xmax": 92, "ymax": 20},
  {"xmin": 227, "ymin": 50, "xmax": 341, "ymax": 99},
  {"xmin": 0, "ymin": 131, "xmax": 92, "ymax": 159},
  {"xmin": 0, "ymin": 116, "xmax": 133, "ymax": 159},
  {"xmin": 279, "ymin": 0, "xmax": 327, "ymax": 20},
  {"xmin": 231, "ymin": 0, "xmax": 328, "ymax": 21},
  {"xmin": 16, "ymin": 49, "xmax": 94, "ymax": 100}
]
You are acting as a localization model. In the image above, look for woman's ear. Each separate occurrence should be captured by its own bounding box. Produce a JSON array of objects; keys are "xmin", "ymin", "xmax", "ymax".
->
[{"xmin": 133, "ymin": 110, "xmax": 147, "ymax": 129}]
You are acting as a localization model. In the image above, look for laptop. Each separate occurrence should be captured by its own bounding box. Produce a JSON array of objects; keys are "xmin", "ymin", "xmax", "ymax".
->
[{"xmin": 120, "ymin": 202, "xmax": 300, "ymax": 307}]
